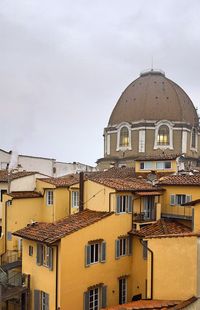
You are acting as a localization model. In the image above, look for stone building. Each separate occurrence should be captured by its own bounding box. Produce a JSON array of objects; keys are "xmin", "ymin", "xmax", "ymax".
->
[{"xmin": 97, "ymin": 69, "xmax": 200, "ymax": 170}]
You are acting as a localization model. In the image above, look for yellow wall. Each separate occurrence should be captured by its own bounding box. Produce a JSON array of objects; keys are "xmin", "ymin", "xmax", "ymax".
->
[
  {"xmin": 147, "ymin": 236, "xmax": 197, "ymax": 300},
  {"xmin": 193, "ymin": 205, "xmax": 200, "ymax": 232},
  {"xmin": 161, "ymin": 185, "xmax": 199, "ymax": 218},
  {"xmin": 135, "ymin": 160, "xmax": 177, "ymax": 173},
  {"xmin": 22, "ymin": 240, "xmax": 57, "ymax": 310},
  {"xmin": 59, "ymin": 213, "xmax": 133, "ymax": 310}
]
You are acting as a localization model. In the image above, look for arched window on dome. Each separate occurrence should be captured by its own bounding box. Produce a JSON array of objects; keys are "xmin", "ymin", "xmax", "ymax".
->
[
  {"xmin": 120, "ymin": 127, "xmax": 129, "ymax": 147},
  {"xmin": 157, "ymin": 125, "xmax": 169, "ymax": 145},
  {"xmin": 191, "ymin": 127, "xmax": 197, "ymax": 149}
]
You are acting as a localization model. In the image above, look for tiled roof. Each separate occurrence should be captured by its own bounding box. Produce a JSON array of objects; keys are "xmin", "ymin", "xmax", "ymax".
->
[
  {"xmin": 13, "ymin": 210, "xmax": 113, "ymax": 244},
  {"xmin": 38, "ymin": 174, "xmax": 79, "ymax": 187},
  {"xmin": 130, "ymin": 219, "xmax": 192, "ymax": 238},
  {"xmin": 8, "ymin": 191, "xmax": 42, "ymax": 199},
  {"xmin": 135, "ymin": 154, "xmax": 180, "ymax": 161},
  {"xmin": 158, "ymin": 174, "xmax": 200, "ymax": 185},
  {"xmin": 0, "ymin": 170, "xmax": 39, "ymax": 182},
  {"xmin": 104, "ymin": 299, "xmax": 181, "ymax": 309},
  {"xmin": 135, "ymin": 191, "xmax": 163, "ymax": 196},
  {"xmin": 87, "ymin": 167, "xmax": 135, "ymax": 179},
  {"xmin": 89, "ymin": 177, "xmax": 159, "ymax": 192}
]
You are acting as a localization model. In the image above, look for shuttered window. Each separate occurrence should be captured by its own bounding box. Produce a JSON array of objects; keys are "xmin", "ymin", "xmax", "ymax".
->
[
  {"xmin": 115, "ymin": 237, "xmax": 132, "ymax": 259},
  {"xmin": 170, "ymin": 194, "xmax": 192, "ymax": 206},
  {"xmin": 143, "ymin": 241, "xmax": 148, "ymax": 260},
  {"xmin": 46, "ymin": 190, "xmax": 53, "ymax": 206},
  {"xmin": 72, "ymin": 191, "xmax": 79, "ymax": 208},
  {"xmin": 85, "ymin": 241, "xmax": 106, "ymax": 267},
  {"xmin": 84, "ymin": 285, "xmax": 107, "ymax": 310},
  {"xmin": 34, "ymin": 290, "xmax": 49, "ymax": 310},
  {"xmin": 119, "ymin": 278, "xmax": 127, "ymax": 304},
  {"xmin": 116, "ymin": 195, "xmax": 132, "ymax": 214},
  {"xmin": 36, "ymin": 243, "xmax": 53, "ymax": 270}
]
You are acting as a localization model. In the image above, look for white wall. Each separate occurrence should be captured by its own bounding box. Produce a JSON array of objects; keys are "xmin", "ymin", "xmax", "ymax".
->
[{"xmin": 10, "ymin": 173, "xmax": 46, "ymax": 192}]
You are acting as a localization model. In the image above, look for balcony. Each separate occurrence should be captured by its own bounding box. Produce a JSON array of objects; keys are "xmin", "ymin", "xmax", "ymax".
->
[
  {"xmin": 162, "ymin": 204, "xmax": 192, "ymax": 220},
  {"xmin": 1, "ymin": 250, "xmax": 22, "ymax": 272}
]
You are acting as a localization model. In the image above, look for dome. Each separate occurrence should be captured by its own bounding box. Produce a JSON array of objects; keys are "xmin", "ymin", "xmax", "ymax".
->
[{"xmin": 108, "ymin": 69, "xmax": 198, "ymax": 126}]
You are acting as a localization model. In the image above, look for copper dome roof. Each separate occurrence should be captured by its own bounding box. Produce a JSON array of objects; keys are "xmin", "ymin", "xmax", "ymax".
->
[{"xmin": 108, "ymin": 70, "xmax": 198, "ymax": 126}]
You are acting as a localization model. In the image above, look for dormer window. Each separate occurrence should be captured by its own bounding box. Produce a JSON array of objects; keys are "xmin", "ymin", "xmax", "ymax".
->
[
  {"xmin": 120, "ymin": 127, "xmax": 129, "ymax": 147},
  {"xmin": 157, "ymin": 125, "xmax": 169, "ymax": 145}
]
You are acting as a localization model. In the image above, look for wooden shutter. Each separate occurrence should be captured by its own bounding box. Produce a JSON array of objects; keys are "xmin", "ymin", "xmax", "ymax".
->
[
  {"xmin": 116, "ymin": 195, "xmax": 121, "ymax": 214},
  {"xmin": 34, "ymin": 290, "xmax": 41, "ymax": 310},
  {"xmin": 115, "ymin": 239, "xmax": 120, "ymax": 259},
  {"xmin": 101, "ymin": 285, "xmax": 107, "ymax": 308},
  {"xmin": 48, "ymin": 247, "xmax": 53, "ymax": 270},
  {"xmin": 170, "ymin": 194, "xmax": 176, "ymax": 206},
  {"xmin": 85, "ymin": 245, "xmax": 91, "ymax": 267},
  {"xmin": 143, "ymin": 241, "xmax": 148, "ymax": 260},
  {"xmin": 127, "ymin": 196, "xmax": 133, "ymax": 213},
  {"xmin": 186, "ymin": 195, "xmax": 192, "ymax": 203},
  {"xmin": 83, "ymin": 291, "xmax": 89, "ymax": 310},
  {"xmin": 128, "ymin": 237, "xmax": 132, "ymax": 255},
  {"xmin": 36, "ymin": 244, "xmax": 43, "ymax": 266},
  {"xmin": 101, "ymin": 242, "xmax": 106, "ymax": 263}
]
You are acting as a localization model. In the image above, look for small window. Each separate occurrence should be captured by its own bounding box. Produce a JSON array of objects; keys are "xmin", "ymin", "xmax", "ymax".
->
[
  {"xmin": 140, "ymin": 162, "xmax": 154, "ymax": 170},
  {"xmin": 156, "ymin": 161, "xmax": 171, "ymax": 169},
  {"xmin": 120, "ymin": 127, "xmax": 129, "ymax": 147},
  {"xmin": 85, "ymin": 241, "xmax": 106, "ymax": 267},
  {"xmin": 157, "ymin": 125, "xmax": 169, "ymax": 145},
  {"xmin": 119, "ymin": 278, "xmax": 127, "ymax": 304},
  {"xmin": 41, "ymin": 291, "xmax": 49, "ymax": 310},
  {"xmin": 46, "ymin": 191, "xmax": 53, "ymax": 206},
  {"xmin": 36, "ymin": 244, "xmax": 53, "ymax": 270},
  {"xmin": 34, "ymin": 290, "xmax": 49, "ymax": 310},
  {"xmin": 143, "ymin": 240, "xmax": 148, "ymax": 260},
  {"xmin": 29, "ymin": 246, "xmax": 33, "ymax": 256},
  {"xmin": 115, "ymin": 237, "xmax": 132, "ymax": 259},
  {"xmin": 72, "ymin": 191, "xmax": 79, "ymax": 208},
  {"xmin": 170, "ymin": 194, "xmax": 192, "ymax": 206},
  {"xmin": 116, "ymin": 195, "xmax": 132, "ymax": 214},
  {"xmin": 6, "ymin": 200, "xmax": 12, "ymax": 207},
  {"xmin": 84, "ymin": 285, "xmax": 107, "ymax": 310}
]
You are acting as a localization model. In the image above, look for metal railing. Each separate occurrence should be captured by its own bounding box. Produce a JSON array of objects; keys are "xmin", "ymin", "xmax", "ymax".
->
[{"xmin": 1, "ymin": 250, "xmax": 21, "ymax": 265}]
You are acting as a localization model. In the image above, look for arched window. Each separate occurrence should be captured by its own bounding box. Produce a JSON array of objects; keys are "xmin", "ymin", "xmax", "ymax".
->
[
  {"xmin": 191, "ymin": 128, "xmax": 197, "ymax": 148},
  {"xmin": 157, "ymin": 125, "xmax": 169, "ymax": 145},
  {"xmin": 120, "ymin": 127, "xmax": 129, "ymax": 147}
]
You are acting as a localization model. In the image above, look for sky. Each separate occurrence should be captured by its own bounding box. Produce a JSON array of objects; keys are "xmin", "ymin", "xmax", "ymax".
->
[{"xmin": 0, "ymin": 0, "xmax": 200, "ymax": 166}]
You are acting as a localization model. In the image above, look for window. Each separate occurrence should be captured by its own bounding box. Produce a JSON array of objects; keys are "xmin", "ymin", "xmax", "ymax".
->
[
  {"xmin": 115, "ymin": 237, "xmax": 132, "ymax": 259},
  {"xmin": 84, "ymin": 285, "xmax": 107, "ymax": 310},
  {"xmin": 5, "ymin": 199, "xmax": 12, "ymax": 207},
  {"xmin": 72, "ymin": 191, "xmax": 79, "ymax": 208},
  {"xmin": 157, "ymin": 125, "xmax": 169, "ymax": 145},
  {"xmin": 143, "ymin": 240, "xmax": 148, "ymax": 260},
  {"xmin": 116, "ymin": 195, "xmax": 132, "ymax": 214},
  {"xmin": 34, "ymin": 290, "xmax": 49, "ymax": 310},
  {"xmin": 29, "ymin": 246, "xmax": 33, "ymax": 256},
  {"xmin": 85, "ymin": 241, "xmax": 106, "ymax": 267},
  {"xmin": 120, "ymin": 127, "xmax": 129, "ymax": 147},
  {"xmin": 46, "ymin": 190, "xmax": 53, "ymax": 206},
  {"xmin": 140, "ymin": 161, "xmax": 154, "ymax": 170},
  {"xmin": 119, "ymin": 278, "xmax": 127, "ymax": 304},
  {"xmin": 36, "ymin": 244, "xmax": 53, "ymax": 270},
  {"xmin": 156, "ymin": 161, "xmax": 171, "ymax": 169},
  {"xmin": 191, "ymin": 128, "xmax": 197, "ymax": 149},
  {"xmin": 170, "ymin": 194, "xmax": 192, "ymax": 206}
]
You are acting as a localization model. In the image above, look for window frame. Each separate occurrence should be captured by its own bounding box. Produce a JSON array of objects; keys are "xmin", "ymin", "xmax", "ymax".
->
[
  {"xmin": 119, "ymin": 277, "xmax": 127, "ymax": 305},
  {"xmin": 115, "ymin": 236, "xmax": 132, "ymax": 259},
  {"xmin": 71, "ymin": 190, "xmax": 79, "ymax": 208},
  {"xmin": 156, "ymin": 161, "xmax": 172, "ymax": 170},
  {"xmin": 85, "ymin": 241, "xmax": 106, "ymax": 267},
  {"xmin": 46, "ymin": 190, "xmax": 54, "ymax": 206},
  {"xmin": 170, "ymin": 194, "xmax": 192, "ymax": 206},
  {"xmin": 116, "ymin": 195, "xmax": 132, "ymax": 214},
  {"xmin": 116, "ymin": 123, "xmax": 132, "ymax": 151},
  {"xmin": 154, "ymin": 121, "xmax": 173, "ymax": 150}
]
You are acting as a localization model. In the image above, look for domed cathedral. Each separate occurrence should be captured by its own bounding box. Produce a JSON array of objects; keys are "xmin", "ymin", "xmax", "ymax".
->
[{"xmin": 97, "ymin": 69, "xmax": 200, "ymax": 170}]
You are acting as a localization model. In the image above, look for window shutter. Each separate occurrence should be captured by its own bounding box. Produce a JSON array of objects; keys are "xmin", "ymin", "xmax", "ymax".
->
[
  {"xmin": 101, "ymin": 242, "xmax": 106, "ymax": 263},
  {"xmin": 115, "ymin": 239, "xmax": 120, "ymax": 259},
  {"xmin": 83, "ymin": 291, "xmax": 89, "ymax": 310},
  {"xmin": 7, "ymin": 231, "xmax": 12, "ymax": 241},
  {"xmin": 101, "ymin": 285, "xmax": 107, "ymax": 308},
  {"xmin": 127, "ymin": 196, "xmax": 132, "ymax": 213},
  {"xmin": 36, "ymin": 244, "xmax": 43, "ymax": 266},
  {"xmin": 170, "ymin": 194, "xmax": 175, "ymax": 206},
  {"xmin": 85, "ymin": 245, "xmax": 91, "ymax": 267},
  {"xmin": 186, "ymin": 195, "xmax": 192, "ymax": 203},
  {"xmin": 128, "ymin": 237, "xmax": 132, "ymax": 255},
  {"xmin": 143, "ymin": 241, "xmax": 148, "ymax": 260},
  {"xmin": 116, "ymin": 196, "xmax": 121, "ymax": 214},
  {"xmin": 48, "ymin": 247, "xmax": 53, "ymax": 270},
  {"xmin": 45, "ymin": 293, "xmax": 49, "ymax": 310},
  {"xmin": 34, "ymin": 290, "xmax": 41, "ymax": 310},
  {"xmin": 192, "ymin": 208, "xmax": 195, "ymax": 231}
]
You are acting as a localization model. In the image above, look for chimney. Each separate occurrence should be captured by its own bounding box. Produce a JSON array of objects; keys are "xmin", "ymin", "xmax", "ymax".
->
[{"xmin": 79, "ymin": 171, "xmax": 84, "ymax": 212}]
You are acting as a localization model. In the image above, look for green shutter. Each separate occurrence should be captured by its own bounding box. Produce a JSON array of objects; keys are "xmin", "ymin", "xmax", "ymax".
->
[
  {"xmin": 45, "ymin": 293, "xmax": 49, "ymax": 310},
  {"xmin": 36, "ymin": 244, "xmax": 43, "ymax": 265},
  {"xmin": 116, "ymin": 196, "xmax": 121, "ymax": 214},
  {"xmin": 83, "ymin": 291, "xmax": 89, "ymax": 310},
  {"xmin": 85, "ymin": 245, "xmax": 91, "ymax": 267},
  {"xmin": 127, "ymin": 196, "xmax": 133, "ymax": 213},
  {"xmin": 34, "ymin": 290, "xmax": 41, "ymax": 310},
  {"xmin": 101, "ymin": 242, "xmax": 106, "ymax": 263},
  {"xmin": 170, "ymin": 194, "xmax": 175, "ymax": 206},
  {"xmin": 48, "ymin": 247, "xmax": 53, "ymax": 270},
  {"xmin": 101, "ymin": 285, "xmax": 107, "ymax": 308},
  {"xmin": 115, "ymin": 240, "xmax": 120, "ymax": 259}
]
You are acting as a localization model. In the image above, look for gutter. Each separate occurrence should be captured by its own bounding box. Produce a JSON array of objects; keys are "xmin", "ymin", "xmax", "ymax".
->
[{"xmin": 140, "ymin": 239, "xmax": 154, "ymax": 300}]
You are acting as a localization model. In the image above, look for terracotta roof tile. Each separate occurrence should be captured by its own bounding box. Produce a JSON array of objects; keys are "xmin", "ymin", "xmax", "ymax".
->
[
  {"xmin": 8, "ymin": 191, "xmax": 42, "ymax": 199},
  {"xmin": 158, "ymin": 174, "xmax": 200, "ymax": 185},
  {"xmin": 0, "ymin": 170, "xmax": 39, "ymax": 182},
  {"xmin": 87, "ymin": 167, "xmax": 135, "ymax": 179},
  {"xmin": 38, "ymin": 174, "xmax": 79, "ymax": 187},
  {"xmin": 103, "ymin": 299, "xmax": 181, "ymax": 309},
  {"xmin": 130, "ymin": 219, "xmax": 192, "ymax": 238},
  {"xmin": 135, "ymin": 154, "xmax": 180, "ymax": 161},
  {"xmin": 13, "ymin": 210, "xmax": 113, "ymax": 244}
]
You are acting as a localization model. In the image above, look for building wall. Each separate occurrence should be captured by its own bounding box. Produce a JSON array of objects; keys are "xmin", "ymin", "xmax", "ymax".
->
[
  {"xmin": 10, "ymin": 174, "xmax": 46, "ymax": 192},
  {"xmin": 59, "ymin": 213, "xmax": 133, "ymax": 310},
  {"xmin": 147, "ymin": 236, "xmax": 197, "ymax": 300},
  {"xmin": 135, "ymin": 160, "xmax": 177, "ymax": 173}
]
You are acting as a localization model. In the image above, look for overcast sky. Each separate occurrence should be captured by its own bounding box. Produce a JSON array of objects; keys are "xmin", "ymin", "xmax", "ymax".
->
[{"xmin": 0, "ymin": 0, "xmax": 200, "ymax": 166}]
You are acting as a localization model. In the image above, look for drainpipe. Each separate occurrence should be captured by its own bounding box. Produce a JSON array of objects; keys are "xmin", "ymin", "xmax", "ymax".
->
[
  {"xmin": 79, "ymin": 172, "xmax": 84, "ymax": 212},
  {"xmin": 140, "ymin": 239, "xmax": 154, "ymax": 300}
]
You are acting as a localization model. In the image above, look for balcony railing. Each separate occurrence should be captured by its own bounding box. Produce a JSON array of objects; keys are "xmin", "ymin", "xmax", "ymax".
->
[{"xmin": 162, "ymin": 204, "xmax": 192, "ymax": 219}]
